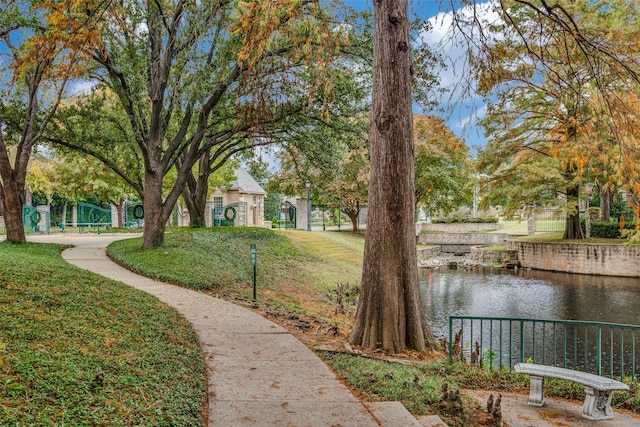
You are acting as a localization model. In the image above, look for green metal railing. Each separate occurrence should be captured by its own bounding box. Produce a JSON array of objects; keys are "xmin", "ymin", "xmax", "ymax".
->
[
  {"xmin": 449, "ymin": 316, "xmax": 640, "ymax": 382},
  {"xmin": 77, "ymin": 202, "xmax": 111, "ymax": 225}
]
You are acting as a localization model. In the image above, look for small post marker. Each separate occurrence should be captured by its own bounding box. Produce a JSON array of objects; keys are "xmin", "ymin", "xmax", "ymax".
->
[{"xmin": 250, "ymin": 243, "xmax": 257, "ymax": 300}]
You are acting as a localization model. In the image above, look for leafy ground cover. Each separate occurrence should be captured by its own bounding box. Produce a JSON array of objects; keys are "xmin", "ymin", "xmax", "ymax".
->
[
  {"xmin": 0, "ymin": 242, "xmax": 205, "ymax": 426},
  {"xmin": 108, "ymin": 227, "xmax": 360, "ymax": 320},
  {"xmin": 107, "ymin": 227, "xmax": 640, "ymax": 425}
]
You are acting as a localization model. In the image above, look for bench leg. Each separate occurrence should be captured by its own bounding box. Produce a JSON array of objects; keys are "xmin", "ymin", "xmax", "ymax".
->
[
  {"xmin": 582, "ymin": 387, "xmax": 614, "ymax": 421},
  {"xmin": 527, "ymin": 375, "xmax": 545, "ymax": 407}
]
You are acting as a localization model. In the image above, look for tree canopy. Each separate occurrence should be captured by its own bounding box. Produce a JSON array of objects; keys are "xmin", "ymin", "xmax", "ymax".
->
[
  {"xmin": 0, "ymin": 0, "xmax": 84, "ymax": 241},
  {"xmin": 33, "ymin": 0, "xmax": 364, "ymax": 247},
  {"xmin": 471, "ymin": 0, "xmax": 640, "ymax": 236},
  {"xmin": 414, "ymin": 115, "xmax": 472, "ymax": 218}
]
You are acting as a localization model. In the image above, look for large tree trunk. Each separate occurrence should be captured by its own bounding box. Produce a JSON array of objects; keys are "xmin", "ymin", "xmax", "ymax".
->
[
  {"xmin": 0, "ymin": 183, "xmax": 26, "ymax": 242},
  {"xmin": 182, "ymin": 172, "xmax": 210, "ymax": 228},
  {"xmin": 142, "ymin": 169, "xmax": 171, "ymax": 248},
  {"xmin": 563, "ymin": 184, "xmax": 584, "ymax": 239},
  {"xmin": 599, "ymin": 186, "xmax": 611, "ymax": 222},
  {"xmin": 180, "ymin": 151, "xmax": 211, "ymax": 228},
  {"xmin": 0, "ymin": 115, "xmax": 29, "ymax": 243},
  {"xmin": 0, "ymin": 146, "xmax": 26, "ymax": 242},
  {"xmin": 349, "ymin": 0, "xmax": 433, "ymax": 353}
]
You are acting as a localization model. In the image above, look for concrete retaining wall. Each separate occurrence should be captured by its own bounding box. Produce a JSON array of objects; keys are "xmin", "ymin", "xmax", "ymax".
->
[
  {"xmin": 418, "ymin": 232, "xmax": 511, "ymax": 246},
  {"xmin": 418, "ymin": 222, "xmax": 500, "ymax": 233},
  {"xmin": 417, "ymin": 246, "xmax": 441, "ymax": 260},
  {"xmin": 469, "ymin": 247, "xmax": 518, "ymax": 264},
  {"xmin": 512, "ymin": 241, "xmax": 640, "ymax": 277}
]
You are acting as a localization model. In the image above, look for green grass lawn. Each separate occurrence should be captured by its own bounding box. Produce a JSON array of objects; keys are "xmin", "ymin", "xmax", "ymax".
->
[
  {"xmin": 0, "ymin": 242, "xmax": 205, "ymax": 426},
  {"xmin": 5, "ymin": 226, "xmax": 638, "ymax": 425},
  {"xmin": 108, "ymin": 227, "xmax": 362, "ymax": 318}
]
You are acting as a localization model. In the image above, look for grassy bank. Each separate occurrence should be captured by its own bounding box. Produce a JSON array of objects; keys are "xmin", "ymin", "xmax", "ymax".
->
[
  {"xmin": 0, "ymin": 242, "xmax": 205, "ymax": 426},
  {"xmin": 108, "ymin": 227, "xmax": 364, "ymax": 319}
]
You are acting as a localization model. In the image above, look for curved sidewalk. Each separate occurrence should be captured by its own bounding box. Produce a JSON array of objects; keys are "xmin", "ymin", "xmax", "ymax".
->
[{"xmin": 39, "ymin": 235, "xmax": 381, "ymax": 427}]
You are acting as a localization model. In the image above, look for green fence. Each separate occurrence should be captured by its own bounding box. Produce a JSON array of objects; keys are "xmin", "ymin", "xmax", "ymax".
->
[
  {"xmin": 74, "ymin": 202, "xmax": 112, "ymax": 232},
  {"xmin": 534, "ymin": 208, "xmax": 567, "ymax": 233},
  {"xmin": 213, "ymin": 202, "xmax": 247, "ymax": 227},
  {"xmin": 77, "ymin": 202, "xmax": 111, "ymax": 224},
  {"xmin": 276, "ymin": 202, "xmax": 296, "ymax": 229},
  {"xmin": 449, "ymin": 316, "xmax": 640, "ymax": 382}
]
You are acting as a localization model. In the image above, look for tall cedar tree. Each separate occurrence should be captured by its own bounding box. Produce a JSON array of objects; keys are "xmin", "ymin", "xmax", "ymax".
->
[{"xmin": 349, "ymin": 0, "xmax": 434, "ymax": 353}]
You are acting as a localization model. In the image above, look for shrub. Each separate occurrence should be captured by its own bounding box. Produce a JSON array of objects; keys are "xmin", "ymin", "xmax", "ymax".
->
[
  {"xmin": 432, "ymin": 216, "xmax": 498, "ymax": 224},
  {"xmin": 589, "ymin": 221, "xmax": 635, "ymax": 239}
]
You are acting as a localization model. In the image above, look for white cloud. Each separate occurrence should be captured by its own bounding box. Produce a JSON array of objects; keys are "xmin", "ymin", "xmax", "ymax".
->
[
  {"xmin": 69, "ymin": 80, "xmax": 96, "ymax": 95},
  {"xmin": 416, "ymin": 1, "xmax": 504, "ymax": 149},
  {"xmin": 421, "ymin": 0, "xmax": 502, "ymax": 93}
]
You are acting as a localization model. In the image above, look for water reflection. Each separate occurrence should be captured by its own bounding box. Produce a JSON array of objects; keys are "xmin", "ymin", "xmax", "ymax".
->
[{"xmin": 420, "ymin": 267, "xmax": 640, "ymax": 339}]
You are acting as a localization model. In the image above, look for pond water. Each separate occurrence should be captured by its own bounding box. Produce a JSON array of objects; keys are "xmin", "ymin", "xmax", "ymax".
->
[{"xmin": 420, "ymin": 267, "xmax": 640, "ymax": 339}]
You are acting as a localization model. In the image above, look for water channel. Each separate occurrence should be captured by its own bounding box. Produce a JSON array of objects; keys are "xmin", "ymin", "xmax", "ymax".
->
[{"xmin": 420, "ymin": 267, "xmax": 640, "ymax": 338}]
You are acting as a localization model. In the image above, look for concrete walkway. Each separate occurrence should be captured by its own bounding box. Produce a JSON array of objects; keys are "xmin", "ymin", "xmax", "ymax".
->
[{"xmin": 25, "ymin": 234, "xmax": 381, "ymax": 426}]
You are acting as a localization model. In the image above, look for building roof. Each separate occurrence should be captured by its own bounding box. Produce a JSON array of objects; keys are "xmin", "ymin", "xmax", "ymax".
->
[{"xmin": 229, "ymin": 168, "xmax": 266, "ymax": 195}]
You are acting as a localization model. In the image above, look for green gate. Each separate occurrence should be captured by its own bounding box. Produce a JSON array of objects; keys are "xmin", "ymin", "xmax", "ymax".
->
[
  {"xmin": 77, "ymin": 202, "xmax": 112, "ymax": 231},
  {"xmin": 22, "ymin": 206, "xmax": 50, "ymax": 234},
  {"xmin": 278, "ymin": 202, "xmax": 296, "ymax": 229},
  {"xmin": 213, "ymin": 202, "xmax": 247, "ymax": 227},
  {"xmin": 124, "ymin": 202, "xmax": 144, "ymax": 228}
]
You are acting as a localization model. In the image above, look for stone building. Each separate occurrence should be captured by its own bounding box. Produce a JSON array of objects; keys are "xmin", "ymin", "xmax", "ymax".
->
[{"xmin": 208, "ymin": 168, "xmax": 267, "ymax": 227}]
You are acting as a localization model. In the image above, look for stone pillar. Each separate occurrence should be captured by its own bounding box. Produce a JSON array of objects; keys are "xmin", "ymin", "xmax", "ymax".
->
[
  {"xmin": 111, "ymin": 205, "xmax": 119, "ymax": 228},
  {"xmin": 585, "ymin": 215, "xmax": 591, "ymax": 238},
  {"xmin": 72, "ymin": 205, "xmax": 78, "ymax": 226},
  {"xmin": 296, "ymin": 197, "xmax": 308, "ymax": 230},
  {"xmin": 527, "ymin": 216, "xmax": 535, "ymax": 236},
  {"xmin": 36, "ymin": 205, "xmax": 50, "ymax": 233}
]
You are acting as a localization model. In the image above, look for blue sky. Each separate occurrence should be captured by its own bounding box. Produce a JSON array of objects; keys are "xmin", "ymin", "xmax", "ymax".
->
[{"xmin": 344, "ymin": 0, "xmax": 490, "ymax": 151}]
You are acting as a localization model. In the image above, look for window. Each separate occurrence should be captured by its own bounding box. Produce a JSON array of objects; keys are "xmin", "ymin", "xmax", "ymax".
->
[{"xmin": 213, "ymin": 196, "xmax": 223, "ymax": 208}]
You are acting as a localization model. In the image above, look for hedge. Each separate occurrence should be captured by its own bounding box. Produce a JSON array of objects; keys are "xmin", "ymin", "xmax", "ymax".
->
[
  {"xmin": 431, "ymin": 216, "xmax": 499, "ymax": 224},
  {"xmin": 588, "ymin": 221, "xmax": 635, "ymax": 239}
]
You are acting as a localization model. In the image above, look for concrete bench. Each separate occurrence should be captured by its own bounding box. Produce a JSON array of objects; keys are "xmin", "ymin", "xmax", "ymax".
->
[{"xmin": 514, "ymin": 363, "xmax": 629, "ymax": 421}]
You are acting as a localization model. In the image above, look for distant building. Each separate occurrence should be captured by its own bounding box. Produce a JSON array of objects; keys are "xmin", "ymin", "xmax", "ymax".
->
[{"xmin": 208, "ymin": 168, "xmax": 267, "ymax": 227}]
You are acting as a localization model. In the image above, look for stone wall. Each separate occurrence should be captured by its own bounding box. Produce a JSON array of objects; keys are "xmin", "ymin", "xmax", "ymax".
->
[
  {"xmin": 418, "ymin": 232, "xmax": 511, "ymax": 246},
  {"xmin": 418, "ymin": 222, "xmax": 500, "ymax": 233},
  {"xmin": 469, "ymin": 247, "xmax": 518, "ymax": 264},
  {"xmin": 512, "ymin": 241, "xmax": 640, "ymax": 277},
  {"xmin": 417, "ymin": 246, "xmax": 441, "ymax": 260}
]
